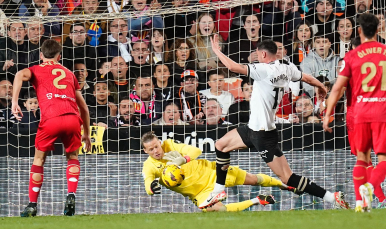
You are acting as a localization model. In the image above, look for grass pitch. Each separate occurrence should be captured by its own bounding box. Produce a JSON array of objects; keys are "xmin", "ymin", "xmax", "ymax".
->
[{"xmin": 1, "ymin": 209, "xmax": 384, "ymax": 229}]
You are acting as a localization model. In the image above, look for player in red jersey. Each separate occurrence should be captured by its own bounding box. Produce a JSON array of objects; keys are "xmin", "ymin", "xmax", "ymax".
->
[
  {"xmin": 11, "ymin": 39, "xmax": 92, "ymax": 217},
  {"xmin": 323, "ymin": 13, "xmax": 386, "ymax": 212}
]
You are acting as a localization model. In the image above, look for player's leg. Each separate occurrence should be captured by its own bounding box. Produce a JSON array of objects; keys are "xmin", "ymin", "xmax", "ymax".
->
[
  {"xmin": 199, "ymin": 126, "xmax": 250, "ymax": 209},
  {"xmin": 255, "ymin": 130, "xmax": 349, "ymax": 209},
  {"xmin": 21, "ymin": 149, "xmax": 48, "ymax": 217},
  {"xmin": 353, "ymin": 151, "xmax": 370, "ymax": 212},
  {"xmin": 205, "ymin": 194, "xmax": 275, "ymax": 212},
  {"xmin": 61, "ymin": 115, "xmax": 83, "ymax": 216}
]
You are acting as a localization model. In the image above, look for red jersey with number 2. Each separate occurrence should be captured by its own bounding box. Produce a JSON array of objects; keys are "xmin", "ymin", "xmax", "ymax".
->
[
  {"xmin": 29, "ymin": 61, "xmax": 80, "ymax": 122},
  {"xmin": 340, "ymin": 41, "xmax": 386, "ymax": 124}
]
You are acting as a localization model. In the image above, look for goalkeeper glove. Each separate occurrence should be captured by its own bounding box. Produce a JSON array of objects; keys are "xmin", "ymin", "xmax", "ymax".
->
[
  {"xmin": 150, "ymin": 178, "xmax": 161, "ymax": 194},
  {"xmin": 163, "ymin": 151, "xmax": 190, "ymax": 166}
]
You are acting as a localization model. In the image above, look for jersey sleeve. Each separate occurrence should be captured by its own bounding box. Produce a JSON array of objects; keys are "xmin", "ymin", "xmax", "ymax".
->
[
  {"xmin": 72, "ymin": 73, "xmax": 81, "ymax": 90},
  {"xmin": 167, "ymin": 139, "xmax": 202, "ymax": 160},
  {"xmin": 247, "ymin": 63, "xmax": 266, "ymax": 81},
  {"xmin": 339, "ymin": 55, "xmax": 351, "ymax": 79},
  {"xmin": 288, "ymin": 64, "xmax": 302, "ymax": 82},
  {"xmin": 142, "ymin": 161, "xmax": 157, "ymax": 195}
]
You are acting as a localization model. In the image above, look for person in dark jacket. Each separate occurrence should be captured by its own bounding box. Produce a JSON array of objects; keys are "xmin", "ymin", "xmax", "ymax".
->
[
  {"xmin": 227, "ymin": 77, "xmax": 253, "ymax": 125},
  {"xmin": 19, "ymin": 89, "xmax": 40, "ymax": 129},
  {"xmin": 89, "ymin": 78, "xmax": 118, "ymax": 125},
  {"xmin": 0, "ymin": 22, "xmax": 28, "ymax": 82},
  {"xmin": 0, "ymin": 80, "xmax": 16, "ymax": 128},
  {"xmin": 62, "ymin": 23, "xmax": 97, "ymax": 72},
  {"xmin": 108, "ymin": 96, "xmax": 140, "ymax": 127}
]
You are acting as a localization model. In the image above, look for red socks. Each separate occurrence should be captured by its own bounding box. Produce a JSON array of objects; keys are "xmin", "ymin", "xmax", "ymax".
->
[
  {"xmin": 369, "ymin": 161, "xmax": 386, "ymax": 197},
  {"xmin": 353, "ymin": 160, "xmax": 367, "ymax": 201},
  {"xmin": 368, "ymin": 161, "xmax": 386, "ymax": 202},
  {"xmin": 29, "ymin": 165, "xmax": 44, "ymax": 203},
  {"xmin": 66, "ymin": 159, "xmax": 80, "ymax": 194}
]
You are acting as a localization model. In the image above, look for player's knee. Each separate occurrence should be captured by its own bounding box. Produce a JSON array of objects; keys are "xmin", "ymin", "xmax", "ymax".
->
[
  {"xmin": 215, "ymin": 140, "xmax": 229, "ymax": 152},
  {"xmin": 32, "ymin": 173, "xmax": 42, "ymax": 182},
  {"xmin": 66, "ymin": 153, "xmax": 78, "ymax": 161},
  {"xmin": 33, "ymin": 157, "xmax": 45, "ymax": 166}
]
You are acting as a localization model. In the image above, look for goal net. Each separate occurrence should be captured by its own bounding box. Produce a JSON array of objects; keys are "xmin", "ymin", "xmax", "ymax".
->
[{"xmin": 0, "ymin": 0, "xmax": 384, "ymax": 216}]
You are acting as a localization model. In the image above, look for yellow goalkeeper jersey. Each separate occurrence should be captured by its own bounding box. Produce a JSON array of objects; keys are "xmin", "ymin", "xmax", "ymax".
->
[{"xmin": 142, "ymin": 139, "xmax": 202, "ymax": 195}]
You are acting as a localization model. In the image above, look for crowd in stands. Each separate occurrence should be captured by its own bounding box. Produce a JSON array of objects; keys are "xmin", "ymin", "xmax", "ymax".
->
[{"xmin": 0, "ymin": 0, "xmax": 384, "ymax": 129}]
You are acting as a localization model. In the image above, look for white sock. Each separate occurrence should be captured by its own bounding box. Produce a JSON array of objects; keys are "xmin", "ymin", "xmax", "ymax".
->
[
  {"xmin": 213, "ymin": 183, "xmax": 225, "ymax": 193},
  {"xmin": 323, "ymin": 191, "xmax": 335, "ymax": 203},
  {"xmin": 356, "ymin": 200, "xmax": 363, "ymax": 207},
  {"xmin": 251, "ymin": 198, "xmax": 260, "ymax": 205}
]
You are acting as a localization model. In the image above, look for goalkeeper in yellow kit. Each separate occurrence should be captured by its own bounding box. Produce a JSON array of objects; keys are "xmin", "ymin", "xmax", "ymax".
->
[{"xmin": 141, "ymin": 132, "xmax": 301, "ymax": 212}]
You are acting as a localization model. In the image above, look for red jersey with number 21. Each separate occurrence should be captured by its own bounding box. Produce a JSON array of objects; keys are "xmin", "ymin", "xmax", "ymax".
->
[
  {"xmin": 340, "ymin": 41, "xmax": 386, "ymax": 124},
  {"xmin": 29, "ymin": 61, "xmax": 80, "ymax": 122}
]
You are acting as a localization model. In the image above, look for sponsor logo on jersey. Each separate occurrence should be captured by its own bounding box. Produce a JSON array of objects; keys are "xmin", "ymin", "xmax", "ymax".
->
[
  {"xmin": 258, "ymin": 150, "xmax": 269, "ymax": 158},
  {"xmin": 46, "ymin": 93, "xmax": 52, "ymax": 99}
]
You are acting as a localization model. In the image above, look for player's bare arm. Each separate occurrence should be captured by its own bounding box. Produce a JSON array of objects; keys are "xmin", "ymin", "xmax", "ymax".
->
[
  {"xmin": 301, "ymin": 73, "xmax": 328, "ymax": 100},
  {"xmin": 322, "ymin": 75, "xmax": 349, "ymax": 133},
  {"xmin": 210, "ymin": 34, "xmax": 248, "ymax": 75},
  {"xmin": 12, "ymin": 68, "xmax": 32, "ymax": 121},
  {"xmin": 75, "ymin": 90, "xmax": 92, "ymax": 152}
]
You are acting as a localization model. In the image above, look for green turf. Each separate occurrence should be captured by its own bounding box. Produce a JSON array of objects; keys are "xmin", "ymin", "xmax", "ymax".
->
[{"xmin": 1, "ymin": 209, "xmax": 385, "ymax": 229}]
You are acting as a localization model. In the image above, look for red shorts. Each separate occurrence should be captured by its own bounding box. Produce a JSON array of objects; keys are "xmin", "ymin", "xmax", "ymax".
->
[
  {"xmin": 35, "ymin": 115, "xmax": 82, "ymax": 153},
  {"xmin": 354, "ymin": 122, "xmax": 386, "ymax": 154},
  {"xmin": 346, "ymin": 110, "xmax": 356, "ymax": 155}
]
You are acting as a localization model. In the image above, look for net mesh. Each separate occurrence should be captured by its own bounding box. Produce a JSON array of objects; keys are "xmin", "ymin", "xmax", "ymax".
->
[{"xmin": 0, "ymin": 0, "xmax": 385, "ymax": 216}]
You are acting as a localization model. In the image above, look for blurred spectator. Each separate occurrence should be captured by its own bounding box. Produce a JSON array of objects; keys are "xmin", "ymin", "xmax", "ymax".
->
[
  {"xmin": 295, "ymin": 95, "xmax": 320, "ymax": 123},
  {"xmin": 228, "ymin": 77, "xmax": 252, "ymax": 125},
  {"xmin": 375, "ymin": 10, "xmax": 386, "ymax": 42},
  {"xmin": 19, "ymin": 89, "xmax": 39, "ymax": 128},
  {"xmin": 229, "ymin": 13, "xmax": 261, "ymax": 64},
  {"xmin": 108, "ymin": 96, "xmax": 140, "ymax": 127},
  {"xmin": 149, "ymin": 29, "xmax": 169, "ymax": 64},
  {"xmin": 26, "ymin": 20, "xmax": 45, "ymax": 67},
  {"xmin": 202, "ymin": 98, "xmax": 231, "ymax": 125},
  {"xmin": 189, "ymin": 13, "xmax": 223, "ymax": 70},
  {"xmin": 0, "ymin": 4, "xmax": 6, "ymax": 37},
  {"xmin": 107, "ymin": 56, "xmax": 130, "ymax": 103},
  {"xmin": 127, "ymin": 0, "xmax": 163, "ymax": 39},
  {"xmin": 62, "ymin": 23, "xmax": 97, "ymax": 72},
  {"xmin": 98, "ymin": 18, "xmax": 132, "ymax": 62},
  {"xmin": 175, "ymin": 70, "xmax": 206, "ymax": 123},
  {"xmin": 153, "ymin": 101, "xmax": 188, "ymax": 125},
  {"xmin": 163, "ymin": 0, "xmax": 196, "ymax": 41},
  {"xmin": 0, "ymin": 0, "xmax": 21, "ymax": 17},
  {"xmin": 19, "ymin": 0, "xmax": 61, "ymax": 36},
  {"xmin": 129, "ymin": 41, "xmax": 152, "ymax": 78},
  {"xmin": 0, "ymin": 22, "xmax": 28, "ymax": 82},
  {"xmin": 74, "ymin": 62, "xmax": 94, "ymax": 104},
  {"xmin": 300, "ymin": 33, "xmax": 339, "ymax": 97},
  {"xmin": 153, "ymin": 63, "xmax": 173, "ymax": 101},
  {"xmin": 314, "ymin": 75, "xmax": 331, "ymax": 114},
  {"xmin": 305, "ymin": 0, "xmax": 335, "ymax": 36},
  {"xmin": 130, "ymin": 74, "xmax": 162, "ymax": 124},
  {"xmin": 130, "ymin": 74, "xmax": 161, "ymax": 124},
  {"xmin": 63, "ymin": 0, "xmax": 108, "ymax": 44},
  {"xmin": 108, "ymin": 0, "xmax": 129, "ymax": 13},
  {"xmin": 89, "ymin": 78, "xmax": 117, "ymax": 126},
  {"xmin": 333, "ymin": 18, "xmax": 355, "ymax": 58},
  {"xmin": 0, "ymin": 79, "xmax": 15, "ymax": 127},
  {"xmin": 168, "ymin": 38, "xmax": 196, "ymax": 86},
  {"xmin": 199, "ymin": 69, "xmax": 234, "ymax": 116},
  {"xmin": 346, "ymin": 0, "xmax": 373, "ymax": 16},
  {"xmin": 262, "ymin": 0, "xmax": 302, "ymax": 41},
  {"xmin": 291, "ymin": 21, "xmax": 313, "ymax": 67},
  {"xmin": 98, "ymin": 59, "xmax": 111, "ymax": 78}
]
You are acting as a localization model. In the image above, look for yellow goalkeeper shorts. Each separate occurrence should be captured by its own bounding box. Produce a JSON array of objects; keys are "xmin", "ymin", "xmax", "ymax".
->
[{"xmin": 192, "ymin": 165, "xmax": 246, "ymax": 207}]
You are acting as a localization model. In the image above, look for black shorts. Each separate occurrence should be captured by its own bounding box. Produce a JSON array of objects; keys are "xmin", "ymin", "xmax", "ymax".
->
[{"xmin": 236, "ymin": 125, "xmax": 283, "ymax": 163}]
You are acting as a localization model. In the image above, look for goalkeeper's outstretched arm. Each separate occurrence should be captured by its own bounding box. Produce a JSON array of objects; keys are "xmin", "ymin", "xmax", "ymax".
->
[{"xmin": 211, "ymin": 34, "xmax": 248, "ymax": 75}]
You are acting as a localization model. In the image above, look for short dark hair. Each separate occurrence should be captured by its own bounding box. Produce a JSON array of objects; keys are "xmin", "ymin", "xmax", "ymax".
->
[
  {"xmin": 313, "ymin": 32, "xmax": 333, "ymax": 43},
  {"xmin": 256, "ymin": 40, "xmax": 277, "ymax": 55},
  {"xmin": 23, "ymin": 89, "xmax": 37, "ymax": 100},
  {"xmin": 350, "ymin": 37, "xmax": 361, "ymax": 50},
  {"xmin": 41, "ymin": 39, "xmax": 62, "ymax": 58},
  {"xmin": 141, "ymin": 131, "xmax": 158, "ymax": 148},
  {"xmin": 241, "ymin": 77, "xmax": 253, "ymax": 89},
  {"xmin": 207, "ymin": 69, "xmax": 226, "ymax": 80},
  {"xmin": 8, "ymin": 22, "xmax": 25, "ymax": 31},
  {"xmin": 242, "ymin": 13, "xmax": 261, "ymax": 25},
  {"xmin": 153, "ymin": 63, "xmax": 170, "ymax": 74},
  {"xmin": 162, "ymin": 101, "xmax": 179, "ymax": 111},
  {"xmin": 69, "ymin": 22, "xmax": 85, "ymax": 33},
  {"xmin": 357, "ymin": 13, "xmax": 379, "ymax": 39},
  {"xmin": 119, "ymin": 96, "xmax": 132, "ymax": 104}
]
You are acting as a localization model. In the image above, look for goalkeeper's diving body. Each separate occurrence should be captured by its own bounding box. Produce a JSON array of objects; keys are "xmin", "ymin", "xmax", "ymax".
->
[{"xmin": 141, "ymin": 131, "xmax": 301, "ymax": 212}]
